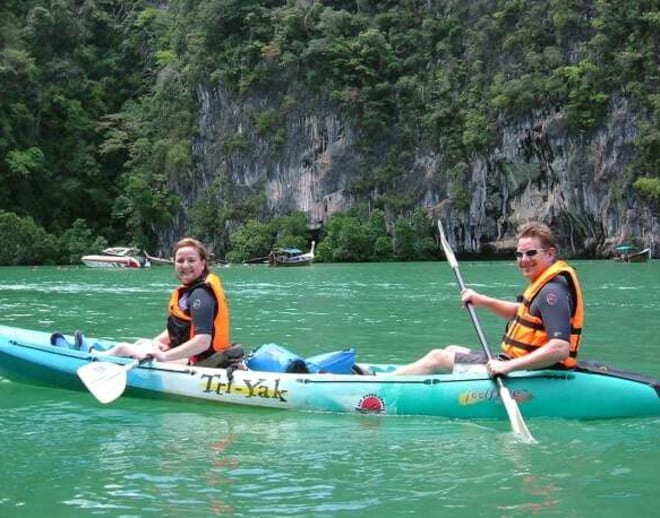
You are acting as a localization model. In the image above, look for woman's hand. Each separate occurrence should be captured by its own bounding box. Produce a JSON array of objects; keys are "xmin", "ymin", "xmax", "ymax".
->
[
  {"xmin": 131, "ymin": 341, "xmax": 168, "ymax": 362},
  {"xmin": 153, "ymin": 340, "xmax": 169, "ymax": 352},
  {"xmin": 140, "ymin": 347, "xmax": 166, "ymax": 362}
]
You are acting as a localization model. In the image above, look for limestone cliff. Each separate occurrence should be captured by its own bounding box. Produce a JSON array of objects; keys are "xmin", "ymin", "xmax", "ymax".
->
[
  {"xmin": 188, "ymin": 82, "xmax": 657, "ymax": 258},
  {"xmin": 439, "ymin": 96, "xmax": 658, "ymax": 257}
]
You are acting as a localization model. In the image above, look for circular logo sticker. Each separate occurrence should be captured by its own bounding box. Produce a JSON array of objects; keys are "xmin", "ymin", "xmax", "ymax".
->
[{"xmin": 356, "ymin": 394, "xmax": 385, "ymax": 414}]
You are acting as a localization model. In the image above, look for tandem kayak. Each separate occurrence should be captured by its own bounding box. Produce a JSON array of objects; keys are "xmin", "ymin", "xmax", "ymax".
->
[{"xmin": 1, "ymin": 324, "xmax": 659, "ymax": 420}]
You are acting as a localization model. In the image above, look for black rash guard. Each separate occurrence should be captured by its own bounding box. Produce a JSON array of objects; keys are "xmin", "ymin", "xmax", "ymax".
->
[
  {"xmin": 182, "ymin": 286, "xmax": 217, "ymax": 337},
  {"xmin": 529, "ymin": 276, "xmax": 574, "ymax": 342}
]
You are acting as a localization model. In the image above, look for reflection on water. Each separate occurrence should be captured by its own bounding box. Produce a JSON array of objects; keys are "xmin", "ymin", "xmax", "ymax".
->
[{"xmin": 3, "ymin": 389, "xmax": 658, "ymax": 516}]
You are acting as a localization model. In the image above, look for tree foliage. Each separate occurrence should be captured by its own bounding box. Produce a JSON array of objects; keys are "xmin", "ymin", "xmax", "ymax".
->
[
  {"xmin": 0, "ymin": 0, "xmax": 658, "ymax": 264},
  {"xmin": 0, "ymin": 211, "xmax": 57, "ymax": 265},
  {"xmin": 225, "ymin": 212, "xmax": 314, "ymax": 263}
]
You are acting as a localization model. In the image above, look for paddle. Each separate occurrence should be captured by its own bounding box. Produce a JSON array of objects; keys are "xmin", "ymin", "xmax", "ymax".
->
[
  {"xmin": 77, "ymin": 357, "xmax": 147, "ymax": 404},
  {"xmin": 437, "ymin": 221, "xmax": 536, "ymax": 443}
]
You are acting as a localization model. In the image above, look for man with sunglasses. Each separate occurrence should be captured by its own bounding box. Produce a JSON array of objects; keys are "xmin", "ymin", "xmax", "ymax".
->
[{"xmin": 394, "ymin": 222, "xmax": 584, "ymax": 376}]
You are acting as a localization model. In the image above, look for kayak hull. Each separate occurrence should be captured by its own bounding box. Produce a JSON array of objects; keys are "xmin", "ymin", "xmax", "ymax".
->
[{"xmin": 1, "ymin": 325, "xmax": 659, "ymax": 419}]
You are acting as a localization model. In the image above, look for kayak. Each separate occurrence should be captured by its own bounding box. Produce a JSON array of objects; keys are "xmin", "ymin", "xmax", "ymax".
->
[{"xmin": 1, "ymin": 324, "xmax": 659, "ymax": 419}]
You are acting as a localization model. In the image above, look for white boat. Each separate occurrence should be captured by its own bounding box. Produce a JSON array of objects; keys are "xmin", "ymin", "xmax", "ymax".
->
[
  {"xmin": 81, "ymin": 247, "xmax": 151, "ymax": 269},
  {"xmin": 144, "ymin": 252, "xmax": 174, "ymax": 266}
]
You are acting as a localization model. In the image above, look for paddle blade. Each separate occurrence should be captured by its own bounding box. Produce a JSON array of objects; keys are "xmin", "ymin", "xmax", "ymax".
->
[
  {"xmin": 437, "ymin": 222, "xmax": 459, "ymax": 270},
  {"xmin": 77, "ymin": 361, "xmax": 133, "ymax": 404},
  {"xmin": 498, "ymin": 384, "xmax": 537, "ymax": 443}
]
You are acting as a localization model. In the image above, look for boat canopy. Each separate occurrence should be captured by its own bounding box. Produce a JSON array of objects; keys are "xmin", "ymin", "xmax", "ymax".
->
[{"xmin": 102, "ymin": 247, "xmax": 142, "ymax": 257}]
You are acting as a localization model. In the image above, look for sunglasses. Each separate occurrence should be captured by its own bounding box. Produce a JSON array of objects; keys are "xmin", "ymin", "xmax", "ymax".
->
[{"xmin": 514, "ymin": 248, "xmax": 547, "ymax": 259}]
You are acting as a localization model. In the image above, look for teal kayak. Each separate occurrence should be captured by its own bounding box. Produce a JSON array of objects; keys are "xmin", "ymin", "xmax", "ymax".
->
[{"xmin": 1, "ymin": 324, "xmax": 659, "ymax": 419}]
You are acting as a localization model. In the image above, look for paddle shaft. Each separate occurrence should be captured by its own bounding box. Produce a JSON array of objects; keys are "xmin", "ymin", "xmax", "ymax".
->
[
  {"xmin": 445, "ymin": 256, "xmax": 510, "ymax": 390},
  {"xmin": 449, "ymin": 266, "xmax": 496, "ymax": 361},
  {"xmin": 116, "ymin": 355, "xmax": 154, "ymax": 376},
  {"xmin": 437, "ymin": 224, "xmax": 494, "ymax": 359}
]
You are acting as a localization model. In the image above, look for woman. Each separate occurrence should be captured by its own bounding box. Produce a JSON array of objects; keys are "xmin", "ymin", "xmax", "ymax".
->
[{"xmin": 102, "ymin": 238, "xmax": 231, "ymax": 364}]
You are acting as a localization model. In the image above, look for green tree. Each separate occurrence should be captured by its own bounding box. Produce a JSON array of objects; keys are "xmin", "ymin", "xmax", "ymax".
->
[
  {"xmin": 271, "ymin": 212, "xmax": 310, "ymax": 250},
  {"xmin": 316, "ymin": 213, "xmax": 372, "ymax": 262},
  {"xmin": 58, "ymin": 218, "xmax": 108, "ymax": 265},
  {"xmin": 365, "ymin": 209, "xmax": 393, "ymax": 261},
  {"xmin": 0, "ymin": 211, "xmax": 58, "ymax": 265},
  {"xmin": 226, "ymin": 219, "xmax": 272, "ymax": 263}
]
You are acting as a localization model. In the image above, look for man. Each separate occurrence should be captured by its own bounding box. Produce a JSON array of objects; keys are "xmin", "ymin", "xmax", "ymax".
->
[{"xmin": 394, "ymin": 222, "xmax": 584, "ymax": 376}]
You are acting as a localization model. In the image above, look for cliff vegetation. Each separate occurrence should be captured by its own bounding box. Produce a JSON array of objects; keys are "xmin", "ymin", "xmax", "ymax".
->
[{"xmin": 1, "ymin": 0, "xmax": 658, "ymax": 264}]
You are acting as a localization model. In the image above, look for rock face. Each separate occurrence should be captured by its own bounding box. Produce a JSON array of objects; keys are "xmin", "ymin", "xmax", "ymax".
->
[
  {"xmin": 193, "ymin": 84, "xmax": 357, "ymax": 225},
  {"xmin": 188, "ymin": 84, "xmax": 657, "ymax": 258},
  {"xmin": 443, "ymin": 97, "xmax": 658, "ymax": 257}
]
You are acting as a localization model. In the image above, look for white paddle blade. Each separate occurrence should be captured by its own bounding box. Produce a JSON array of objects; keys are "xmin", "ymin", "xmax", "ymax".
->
[
  {"xmin": 437, "ymin": 222, "xmax": 459, "ymax": 269},
  {"xmin": 77, "ymin": 361, "xmax": 133, "ymax": 404},
  {"xmin": 499, "ymin": 385, "xmax": 537, "ymax": 443}
]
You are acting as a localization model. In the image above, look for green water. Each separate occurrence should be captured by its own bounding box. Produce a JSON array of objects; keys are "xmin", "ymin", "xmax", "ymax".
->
[{"xmin": 1, "ymin": 261, "xmax": 659, "ymax": 517}]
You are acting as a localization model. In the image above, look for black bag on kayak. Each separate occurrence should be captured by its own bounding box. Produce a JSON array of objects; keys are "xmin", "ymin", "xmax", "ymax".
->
[{"xmin": 196, "ymin": 344, "xmax": 245, "ymax": 368}]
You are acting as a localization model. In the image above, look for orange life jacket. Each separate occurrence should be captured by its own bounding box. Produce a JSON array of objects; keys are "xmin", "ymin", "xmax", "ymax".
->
[
  {"xmin": 167, "ymin": 273, "xmax": 230, "ymax": 363},
  {"xmin": 501, "ymin": 260, "xmax": 583, "ymax": 368}
]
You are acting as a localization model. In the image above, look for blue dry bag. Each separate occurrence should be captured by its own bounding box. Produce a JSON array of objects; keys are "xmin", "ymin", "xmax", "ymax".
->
[
  {"xmin": 305, "ymin": 348, "xmax": 356, "ymax": 374},
  {"xmin": 246, "ymin": 343, "xmax": 307, "ymax": 373}
]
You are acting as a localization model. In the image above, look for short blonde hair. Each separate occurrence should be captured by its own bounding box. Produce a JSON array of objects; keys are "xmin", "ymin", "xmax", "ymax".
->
[{"xmin": 517, "ymin": 222, "xmax": 557, "ymax": 250}]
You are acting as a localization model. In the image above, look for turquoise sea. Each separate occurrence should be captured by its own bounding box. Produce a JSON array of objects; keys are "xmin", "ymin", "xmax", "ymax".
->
[{"xmin": 1, "ymin": 260, "xmax": 659, "ymax": 517}]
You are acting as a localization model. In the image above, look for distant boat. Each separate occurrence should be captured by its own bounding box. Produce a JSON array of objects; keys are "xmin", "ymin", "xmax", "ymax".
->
[
  {"xmin": 145, "ymin": 252, "xmax": 174, "ymax": 266},
  {"xmin": 81, "ymin": 247, "xmax": 151, "ymax": 269},
  {"xmin": 613, "ymin": 244, "xmax": 651, "ymax": 263},
  {"xmin": 267, "ymin": 241, "xmax": 315, "ymax": 267}
]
